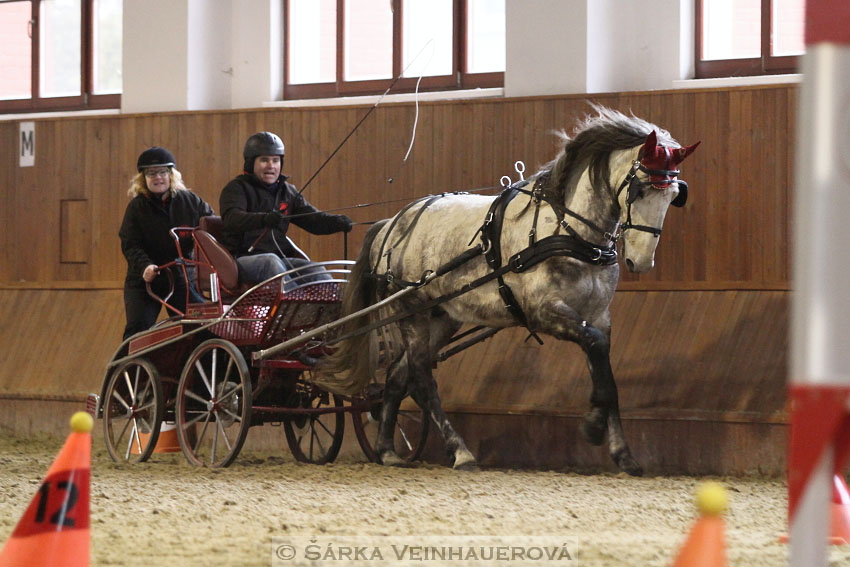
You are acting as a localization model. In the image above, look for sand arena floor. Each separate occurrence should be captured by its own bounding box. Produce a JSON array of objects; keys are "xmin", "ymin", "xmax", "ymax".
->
[{"xmin": 1, "ymin": 435, "xmax": 849, "ymax": 567}]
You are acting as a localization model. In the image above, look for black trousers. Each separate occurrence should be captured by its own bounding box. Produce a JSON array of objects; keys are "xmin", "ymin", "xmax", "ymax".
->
[{"xmin": 122, "ymin": 274, "xmax": 188, "ymax": 340}]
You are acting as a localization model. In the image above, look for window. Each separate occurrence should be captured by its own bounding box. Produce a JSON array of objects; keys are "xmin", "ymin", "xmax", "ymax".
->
[
  {"xmin": 0, "ymin": 0, "xmax": 121, "ymax": 114},
  {"xmin": 284, "ymin": 0, "xmax": 505, "ymax": 99},
  {"xmin": 696, "ymin": 0, "xmax": 804, "ymax": 79}
]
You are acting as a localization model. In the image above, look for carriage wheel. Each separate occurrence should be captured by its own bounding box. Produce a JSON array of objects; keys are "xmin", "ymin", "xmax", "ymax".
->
[
  {"xmin": 283, "ymin": 388, "xmax": 345, "ymax": 464},
  {"xmin": 102, "ymin": 358, "xmax": 165, "ymax": 464},
  {"xmin": 351, "ymin": 396, "xmax": 430, "ymax": 464},
  {"xmin": 176, "ymin": 339, "xmax": 252, "ymax": 468}
]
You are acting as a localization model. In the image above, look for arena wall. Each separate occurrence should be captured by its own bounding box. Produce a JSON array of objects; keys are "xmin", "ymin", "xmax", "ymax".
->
[{"xmin": 0, "ymin": 85, "xmax": 794, "ymax": 474}]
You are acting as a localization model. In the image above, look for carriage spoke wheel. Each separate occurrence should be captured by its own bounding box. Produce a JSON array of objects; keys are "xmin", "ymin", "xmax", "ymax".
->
[
  {"xmin": 103, "ymin": 358, "xmax": 164, "ymax": 464},
  {"xmin": 176, "ymin": 339, "xmax": 252, "ymax": 468},
  {"xmin": 283, "ymin": 388, "xmax": 345, "ymax": 464},
  {"xmin": 351, "ymin": 395, "xmax": 430, "ymax": 464}
]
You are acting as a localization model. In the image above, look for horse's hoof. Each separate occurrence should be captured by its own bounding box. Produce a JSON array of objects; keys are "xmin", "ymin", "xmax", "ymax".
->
[
  {"xmin": 452, "ymin": 450, "xmax": 478, "ymax": 471},
  {"xmin": 613, "ymin": 452, "xmax": 644, "ymax": 477},
  {"xmin": 580, "ymin": 419, "xmax": 606, "ymax": 446},
  {"xmin": 380, "ymin": 451, "xmax": 406, "ymax": 467}
]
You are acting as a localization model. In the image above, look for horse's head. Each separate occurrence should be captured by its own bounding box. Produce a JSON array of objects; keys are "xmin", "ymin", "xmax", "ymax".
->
[{"xmin": 617, "ymin": 130, "xmax": 699, "ymax": 273}]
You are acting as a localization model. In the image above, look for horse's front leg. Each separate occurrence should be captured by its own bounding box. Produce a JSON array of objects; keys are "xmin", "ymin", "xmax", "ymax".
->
[{"xmin": 538, "ymin": 301, "xmax": 643, "ymax": 476}]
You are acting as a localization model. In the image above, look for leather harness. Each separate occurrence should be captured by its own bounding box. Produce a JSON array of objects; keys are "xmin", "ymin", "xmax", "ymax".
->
[{"xmin": 370, "ymin": 176, "xmax": 619, "ymax": 334}]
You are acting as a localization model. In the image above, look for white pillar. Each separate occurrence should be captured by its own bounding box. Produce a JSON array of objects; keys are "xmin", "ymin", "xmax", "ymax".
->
[
  {"xmin": 504, "ymin": 0, "xmax": 588, "ymax": 97},
  {"xmin": 504, "ymin": 0, "xmax": 692, "ymax": 97},
  {"xmin": 122, "ymin": 0, "xmax": 240, "ymax": 113},
  {"xmin": 122, "ymin": 0, "xmax": 191, "ymax": 113},
  {"xmin": 789, "ymin": 2, "xmax": 850, "ymax": 566},
  {"xmin": 231, "ymin": 0, "xmax": 283, "ymax": 106}
]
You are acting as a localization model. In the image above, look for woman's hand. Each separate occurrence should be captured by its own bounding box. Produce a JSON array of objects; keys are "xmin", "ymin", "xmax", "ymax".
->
[{"xmin": 142, "ymin": 264, "xmax": 159, "ymax": 283}]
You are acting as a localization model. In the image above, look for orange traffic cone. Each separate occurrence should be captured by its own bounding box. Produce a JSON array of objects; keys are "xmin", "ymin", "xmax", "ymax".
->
[
  {"xmin": 828, "ymin": 475, "xmax": 850, "ymax": 545},
  {"xmin": 0, "ymin": 411, "xmax": 92, "ymax": 567},
  {"xmin": 671, "ymin": 481, "xmax": 728, "ymax": 567}
]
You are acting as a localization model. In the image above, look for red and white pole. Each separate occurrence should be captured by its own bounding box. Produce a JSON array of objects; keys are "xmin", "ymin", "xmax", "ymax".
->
[{"xmin": 789, "ymin": 1, "xmax": 850, "ymax": 565}]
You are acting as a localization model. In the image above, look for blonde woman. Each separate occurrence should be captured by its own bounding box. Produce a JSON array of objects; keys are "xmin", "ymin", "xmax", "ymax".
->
[{"xmin": 119, "ymin": 147, "xmax": 214, "ymax": 339}]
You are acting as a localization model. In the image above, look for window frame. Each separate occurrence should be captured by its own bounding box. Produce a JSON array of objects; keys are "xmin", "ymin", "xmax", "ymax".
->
[
  {"xmin": 0, "ymin": 0, "xmax": 120, "ymax": 114},
  {"xmin": 695, "ymin": 0, "xmax": 800, "ymax": 79},
  {"xmin": 283, "ymin": 0, "xmax": 504, "ymax": 100}
]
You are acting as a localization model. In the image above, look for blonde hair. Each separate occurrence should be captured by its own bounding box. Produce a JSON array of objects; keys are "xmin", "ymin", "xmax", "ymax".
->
[{"xmin": 127, "ymin": 167, "xmax": 190, "ymax": 198}]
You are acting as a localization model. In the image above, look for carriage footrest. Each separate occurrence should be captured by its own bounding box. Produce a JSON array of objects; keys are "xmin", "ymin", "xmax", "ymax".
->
[{"xmin": 85, "ymin": 393, "xmax": 100, "ymax": 418}]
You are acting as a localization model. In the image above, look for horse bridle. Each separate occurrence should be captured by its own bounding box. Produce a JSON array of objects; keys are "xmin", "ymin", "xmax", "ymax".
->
[{"xmin": 614, "ymin": 150, "xmax": 689, "ymax": 238}]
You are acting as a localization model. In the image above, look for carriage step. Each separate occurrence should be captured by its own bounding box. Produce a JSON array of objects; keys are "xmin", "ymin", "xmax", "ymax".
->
[{"xmin": 85, "ymin": 393, "xmax": 100, "ymax": 418}]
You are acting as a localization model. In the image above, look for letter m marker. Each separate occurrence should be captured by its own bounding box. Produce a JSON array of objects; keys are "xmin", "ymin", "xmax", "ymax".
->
[{"xmin": 20, "ymin": 121, "xmax": 35, "ymax": 167}]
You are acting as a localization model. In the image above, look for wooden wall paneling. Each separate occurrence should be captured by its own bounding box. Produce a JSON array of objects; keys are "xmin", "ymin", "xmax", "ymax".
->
[
  {"xmin": 752, "ymin": 88, "xmax": 774, "ymax": 284},
  {"xmin": 0, "ymin": 86, "xmax": 797, "ymax": 290},
  {"xmin": 780, "ymin": 89, "xmax": 794, "ymax": 283},
  {"xmin": 403, "ymin": 102, "xmax": 425, "ymax": 200},
  {"xmin": 750, "ymin": 88, "xmax": 785, "ymax": 284},
  {"xmin": 0, "ymin": 289, "xmax": 123, "ymax": 397},
  {"xmin": 702, "ymin": 90, "xmax": 730, "ymax": 285},
  {"xmin": 113, "ymin": 116, "xmax": 141, "ymax": 284},
  {"xmin": 1, "ymin": 122, "xmax": 17, "ymax": 282},
  {"xmin": 725, "ymin": 89, "xmax": 750, "ymax": 282},
  {"xmin": 379, "ymin": 104, "xmax": 408, "ymax": 219},
  {"xmin": 608, "ymin": 289, "xmax": 646, "ymax": 372},
  {"xmin": 59, "ymin": 199, "xmax": 89, "ymax": 264},
  {"xmin": 53, "ymin": 120, "xmax": 83, "ymax": 281},
  {"xmin": 767, "ymin": 87, "xmax": 792, "ymax": 284},
  {"xmin": 429, "ymin": 103, "xmax": 458, "ymax": 193},
  {"xmin": 657, "ymin": 91, "xmax": 691, "ymax": 282},
  {"xmin": 529, "ymin": 99, "xmax": 556, "ymax": 176},
  {"xmin": 226, "ymin": 112, "xmax": 247, "ymax": 185},
  {"xmin": 680, "ymin": 90, "xmax": 709, "ymax": 285},
  {"xmin": 730, "ymin": 90, "xmax": 756, "ymax": 282},
  {"xmin": 17, "ymin": 120, "xmax": 51, "ymax": 282},
  {"xmin": 319, "ymin": 106, "xmax": 351, "ymax": 260},
  {"xmin": 482, "ymin": 101, "xmax": 504, "ymax": 184},
  {"xmin": 86, "ymin": 118, "xmax": 118, "ymax": 283},
  {"xmin": 687, "ymin": 90, "xmax": 714, "ymax": 285}
]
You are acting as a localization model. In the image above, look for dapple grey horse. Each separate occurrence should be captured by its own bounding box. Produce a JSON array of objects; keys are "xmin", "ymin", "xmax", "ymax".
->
[{"xmin": 318, "ymin": 105, "xmax": 699, "ymax": 475}]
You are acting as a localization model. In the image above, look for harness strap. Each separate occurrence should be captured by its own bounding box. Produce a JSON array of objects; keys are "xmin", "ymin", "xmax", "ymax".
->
[
  {"xmin": 378, "ymin": 245, "xmax": 485, "ymax": 288},
  {"xmin": 367, "ymin": 184, "xmax": 617, "ymax": 343},
  {"xmin": 482, "ymin": 188, "xmax": 520, "ymax": 269},
  {"xmin": 478, "ymin": 187, "xmax": 536, "ymax": 329},
  {"xmin": 373, "ymin": 194, "xmax": 443, "ymax": 275},
  {"xmin": 512, "ymin": 183, "xmax": 614, "ymax": 245},
  {"xmin": 331, "ymin": 232, "xmax": 616, "ymax": 350}
]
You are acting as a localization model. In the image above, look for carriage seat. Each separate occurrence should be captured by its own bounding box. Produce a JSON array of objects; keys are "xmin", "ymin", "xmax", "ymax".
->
[
  {"xmin": 195, "ymin": 215, "xmax": 316, "ymax": 301},
  {"xmin": 195, "ymin": 216, "xmax": 242, "ymax": 298}
]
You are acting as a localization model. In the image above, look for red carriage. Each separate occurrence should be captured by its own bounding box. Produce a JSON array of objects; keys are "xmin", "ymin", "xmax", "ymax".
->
[{"xmin": 87, "ymin": 217, "xmax": 428, "ymax": 467}]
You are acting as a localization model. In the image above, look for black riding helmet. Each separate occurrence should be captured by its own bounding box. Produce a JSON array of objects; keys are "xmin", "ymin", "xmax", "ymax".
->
[
  {"xmin": 243, "ymin": 131, "xmax": 285, "ymax": 173},
  {"xmin": 137, "ymin": 146, "xmax": 176, "ymax": 172}
]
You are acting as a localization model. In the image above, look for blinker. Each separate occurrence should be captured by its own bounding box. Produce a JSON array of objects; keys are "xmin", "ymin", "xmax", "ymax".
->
[{"xmin": 671, "ymin": 180, "xmax": 688, "ymax": 207}]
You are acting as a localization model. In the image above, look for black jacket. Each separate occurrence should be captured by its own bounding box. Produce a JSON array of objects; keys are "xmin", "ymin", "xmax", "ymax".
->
[
  {"xmin": 219, "ymin": 173, "xmax": 348, "ymax": 258},
  {"xmin": 119, "ymin": 190, "xmax": 214, "ymax": 287}
]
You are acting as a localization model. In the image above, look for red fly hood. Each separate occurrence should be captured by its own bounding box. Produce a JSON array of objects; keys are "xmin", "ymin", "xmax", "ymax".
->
[{"xmin": 639, "ymin": 131, "xmax": 700, "ymax": 188}]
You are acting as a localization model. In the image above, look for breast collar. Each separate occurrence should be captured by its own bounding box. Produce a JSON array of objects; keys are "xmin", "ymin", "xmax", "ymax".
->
[{"xmin": 475, "ymin": 178, "xmax": 617, "ymax": 331}]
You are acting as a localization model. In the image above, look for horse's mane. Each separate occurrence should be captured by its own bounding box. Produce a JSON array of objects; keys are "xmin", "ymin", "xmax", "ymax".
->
[{"xmin": 540, "ymin": 103, "xmax": 680, "ymax": 202}]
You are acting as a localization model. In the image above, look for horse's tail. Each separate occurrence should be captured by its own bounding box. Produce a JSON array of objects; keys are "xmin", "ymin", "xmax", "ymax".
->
[{"xmin": 312, "ymin": 219, "xmax": 388, "ymax": 395}]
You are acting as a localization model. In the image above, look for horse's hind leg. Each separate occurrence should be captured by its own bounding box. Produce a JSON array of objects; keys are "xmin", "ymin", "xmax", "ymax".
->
[
  {"xmin": 375, "ymin": 351, "xmax": 411, "ymax": 466},
  {"xmin": 391, "ymin": 311, "xmax": 476, "ymax": 470},
  {"xmin": 539, "ymin": 301, "xmax": 643, "ymax": 476}
]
